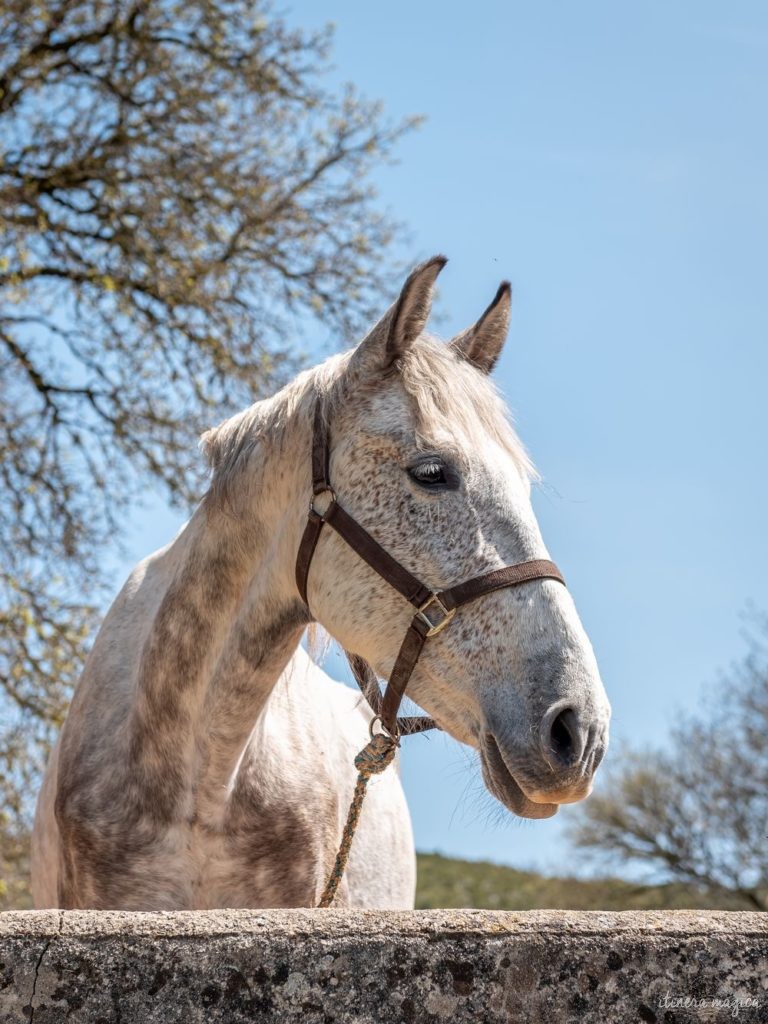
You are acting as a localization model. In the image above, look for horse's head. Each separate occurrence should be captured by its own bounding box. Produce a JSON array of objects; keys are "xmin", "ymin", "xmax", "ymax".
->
[{"xmin": 308, "ymin": 257, "xmax": 610, "ymax": 818}]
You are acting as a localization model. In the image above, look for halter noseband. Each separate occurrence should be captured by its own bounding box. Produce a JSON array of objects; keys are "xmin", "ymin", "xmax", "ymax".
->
[{"xmin": 295, "ymin": 401, "xmax": 566, "ymax": 738}]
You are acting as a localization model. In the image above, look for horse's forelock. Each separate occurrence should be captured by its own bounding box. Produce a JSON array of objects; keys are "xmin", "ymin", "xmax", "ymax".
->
[{"xmin": 397, "ymin": 335, "xmax": 536, "ymax": 480}]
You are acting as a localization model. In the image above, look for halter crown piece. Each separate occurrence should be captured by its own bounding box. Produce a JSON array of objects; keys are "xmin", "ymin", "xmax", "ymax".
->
[{"xmin": 296, "ymin": 400, "xmax": 566, "ymax": 906}]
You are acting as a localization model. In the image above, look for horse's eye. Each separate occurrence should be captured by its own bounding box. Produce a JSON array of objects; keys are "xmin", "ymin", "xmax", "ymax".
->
[{"xmin": 407, "ymin": 460, "xmax": 449, "ymax": 489}]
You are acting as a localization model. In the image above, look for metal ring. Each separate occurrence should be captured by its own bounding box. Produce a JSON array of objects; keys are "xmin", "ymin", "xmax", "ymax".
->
[
  {"xmin": 369, "ymin": 715, "xmax": 399, "ymax": 743},
  {"xmin": 309, "ymin": 487, "xmax": 336, "ymax": 519}
]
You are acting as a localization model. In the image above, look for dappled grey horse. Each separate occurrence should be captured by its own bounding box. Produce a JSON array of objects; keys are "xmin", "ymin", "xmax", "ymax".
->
[{"xmin": 31, "ymin": 257, "xmax": 610, "ymax": 909}]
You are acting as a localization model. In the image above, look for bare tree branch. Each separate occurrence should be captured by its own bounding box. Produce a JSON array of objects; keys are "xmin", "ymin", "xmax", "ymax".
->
[{"xmin": 569, "ymin": 618, "xmax": 768, "ymax": 910}]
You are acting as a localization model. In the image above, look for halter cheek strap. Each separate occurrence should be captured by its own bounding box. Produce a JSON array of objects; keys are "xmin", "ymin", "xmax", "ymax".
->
[{"xmin": 295, "ymin": 401, "xmax": 566, "ymax": 737}]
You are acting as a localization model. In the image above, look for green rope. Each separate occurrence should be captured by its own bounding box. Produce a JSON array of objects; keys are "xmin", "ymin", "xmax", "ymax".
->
[{"xmin": 317, "ymin": 732, "xmax": 398, "ymax": 908}]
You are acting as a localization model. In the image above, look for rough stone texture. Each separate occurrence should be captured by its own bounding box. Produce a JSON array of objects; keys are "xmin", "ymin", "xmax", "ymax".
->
[{"xmin": 0, "ymin": 909, "xmax": 766, "ymax": 1023}]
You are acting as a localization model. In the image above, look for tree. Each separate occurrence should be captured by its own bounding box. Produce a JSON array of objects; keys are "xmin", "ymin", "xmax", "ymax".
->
[
  {"xmin": 0, "ymin": 0, "xmax": 415, "ymax": 900},
  {"xmin": 569, "ymin": 614, "xmax": 768, "ymax": 910}
]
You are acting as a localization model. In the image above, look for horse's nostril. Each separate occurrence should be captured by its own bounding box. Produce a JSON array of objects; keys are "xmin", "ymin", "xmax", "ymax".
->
[
  {"xmin": 551, "ymin": 709, "xmax": 574, "ymax": 755},
  {"xmin": 545, "ymin": 707, "xmax": 586, "ymax": 768}
]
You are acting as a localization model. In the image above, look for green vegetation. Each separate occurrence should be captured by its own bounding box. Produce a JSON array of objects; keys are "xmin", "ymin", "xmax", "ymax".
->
[{"xmin": 415, "ymin": 853, "xmax": 751, "ymax": 911}]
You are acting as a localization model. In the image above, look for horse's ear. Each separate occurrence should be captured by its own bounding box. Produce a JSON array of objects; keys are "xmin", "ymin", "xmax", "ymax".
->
[
  {"xmin": 450, "ymin": 281, "xmax": 511, "ymax": 374},
  {"xmin": 350, "ymin": 255, "xmax": 447, "ymax": 374}
]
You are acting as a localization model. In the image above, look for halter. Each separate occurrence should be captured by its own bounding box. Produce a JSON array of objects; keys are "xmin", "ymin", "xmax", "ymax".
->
[
  {"xmin": 295, "ymin": 400, "xmax": 566, "ymax": 737},
  {"xmin": 295, "ymin": 400, "xmax": 566, "ymax": 905}
]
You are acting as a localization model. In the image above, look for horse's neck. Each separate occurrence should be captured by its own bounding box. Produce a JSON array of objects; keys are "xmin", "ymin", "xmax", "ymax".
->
[{"xmin": 130, "ymin": 434, "xmax": 309, "ymax": 823}]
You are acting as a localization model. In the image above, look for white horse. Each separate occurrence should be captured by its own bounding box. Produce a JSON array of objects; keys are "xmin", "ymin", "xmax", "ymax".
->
[{"xmin": 31, "ymin": 257, "xmax": 610, "ymax": 910}]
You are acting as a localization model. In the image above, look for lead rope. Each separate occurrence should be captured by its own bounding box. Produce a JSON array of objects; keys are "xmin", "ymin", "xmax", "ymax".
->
[{"xmin": 317, "ymin": 730, "xmax": 398, "ymax": 907}]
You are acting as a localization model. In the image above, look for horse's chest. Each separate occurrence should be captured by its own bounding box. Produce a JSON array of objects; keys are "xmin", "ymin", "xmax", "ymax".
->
[{"xmin": 181, "ymin": 783, "xmax": 338, "ymax": 909}]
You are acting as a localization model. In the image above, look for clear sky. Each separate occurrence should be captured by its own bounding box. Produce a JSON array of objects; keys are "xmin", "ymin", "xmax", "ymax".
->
[{"xmin": 118, "ymin": 1, "xmax": 768, "ymax": 876}]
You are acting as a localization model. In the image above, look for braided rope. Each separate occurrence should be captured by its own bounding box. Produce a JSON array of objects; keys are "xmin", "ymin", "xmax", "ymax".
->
[{"xmin": 317, "ymin": 732, "xmax": 398, "ymax": 908}]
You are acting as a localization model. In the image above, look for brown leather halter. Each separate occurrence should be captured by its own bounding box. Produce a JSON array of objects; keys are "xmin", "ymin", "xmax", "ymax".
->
[{"xmin": 296, "ymin": 401, "xmax": 566, "ymax": 738}]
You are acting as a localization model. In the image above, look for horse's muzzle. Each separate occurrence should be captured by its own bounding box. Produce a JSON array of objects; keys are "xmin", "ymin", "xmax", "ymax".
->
[{"xmin": 480, "ymin": 702, "xmax": 608, "ymax": 817}]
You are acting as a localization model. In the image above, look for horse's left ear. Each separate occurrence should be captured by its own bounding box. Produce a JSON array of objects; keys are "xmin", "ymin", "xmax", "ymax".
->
[
  {"xmin": 350, "ymin": 255, "xmax": 448, "ymax": 374},
  {"xmin": 450, "ymin": 281, "xmax": 511, "ymax": 374}
]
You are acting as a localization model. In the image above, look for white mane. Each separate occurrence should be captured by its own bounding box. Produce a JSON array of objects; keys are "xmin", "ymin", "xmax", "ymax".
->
[{"xmin": 201, "ymin": 333, "xmax": 535, "ymax": 502}]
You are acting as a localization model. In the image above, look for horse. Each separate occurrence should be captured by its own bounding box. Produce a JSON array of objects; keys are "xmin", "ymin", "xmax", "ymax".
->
[{"xmin": 30, "ymin": 256, "xmax": 610, "ymax": 910}]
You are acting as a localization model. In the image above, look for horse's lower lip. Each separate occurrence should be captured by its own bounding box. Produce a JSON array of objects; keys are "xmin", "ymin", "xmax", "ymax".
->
[
  {"xmin": 480, "ymin": 734, "xmax": 559, "ymax": 820},
  {"xmin": 524, "ymin": 782, "xmax": 594, "ymax": 805}
]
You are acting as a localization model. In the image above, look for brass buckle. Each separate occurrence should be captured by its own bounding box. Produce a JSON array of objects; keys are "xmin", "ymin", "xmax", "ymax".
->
[{"xmin": 416, "ymin": 593, "xmax": 455, "ymax": 637}]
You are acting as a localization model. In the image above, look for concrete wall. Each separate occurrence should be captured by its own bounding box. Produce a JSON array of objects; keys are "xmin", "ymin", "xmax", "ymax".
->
[{"xmin": 1, "ymin": 909, "xmax": 766, "ymax": 1023}]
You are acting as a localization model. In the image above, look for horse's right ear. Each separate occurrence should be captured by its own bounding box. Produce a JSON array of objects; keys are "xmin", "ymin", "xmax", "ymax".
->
[{"xmin": 349, "ymin": 255, "xmax": 447, "ymax": 375}]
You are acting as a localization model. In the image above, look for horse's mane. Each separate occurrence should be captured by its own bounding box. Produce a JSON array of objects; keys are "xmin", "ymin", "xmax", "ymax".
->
[{"xmin": 201, "ymin": 334, "xmax": 535, "ymax": 504}]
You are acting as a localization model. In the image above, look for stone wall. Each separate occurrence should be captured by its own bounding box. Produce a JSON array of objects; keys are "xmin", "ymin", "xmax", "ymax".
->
[{"xmin": 1, "ymin": 909, "xmax": 766, "ymax": 1023}]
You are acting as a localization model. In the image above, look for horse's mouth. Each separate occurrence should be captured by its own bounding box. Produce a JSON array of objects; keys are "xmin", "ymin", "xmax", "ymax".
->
[{"xmin": 480, "ymin": 733, "xmax": 560, "ymax": 820}]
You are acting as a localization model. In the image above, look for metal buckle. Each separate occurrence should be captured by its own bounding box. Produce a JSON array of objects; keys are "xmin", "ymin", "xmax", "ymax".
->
[{"xmin": 416, "ymin": 593, "xmax": 455, "ymax": 637}]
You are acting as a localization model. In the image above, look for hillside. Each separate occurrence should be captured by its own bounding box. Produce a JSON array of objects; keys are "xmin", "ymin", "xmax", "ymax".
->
[
  {"xmin": 1, "ymin": 849, "xmax": 754, "ymax": 912},
  {"xmin": 415, "ymin": 852, "xmax": 751, "ymax": 911}
]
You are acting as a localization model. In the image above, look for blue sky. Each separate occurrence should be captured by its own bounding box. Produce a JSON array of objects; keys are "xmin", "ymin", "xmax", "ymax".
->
[{"xmin": 120, "ymin": 1, "xmax": 768, "ymax": 876}]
